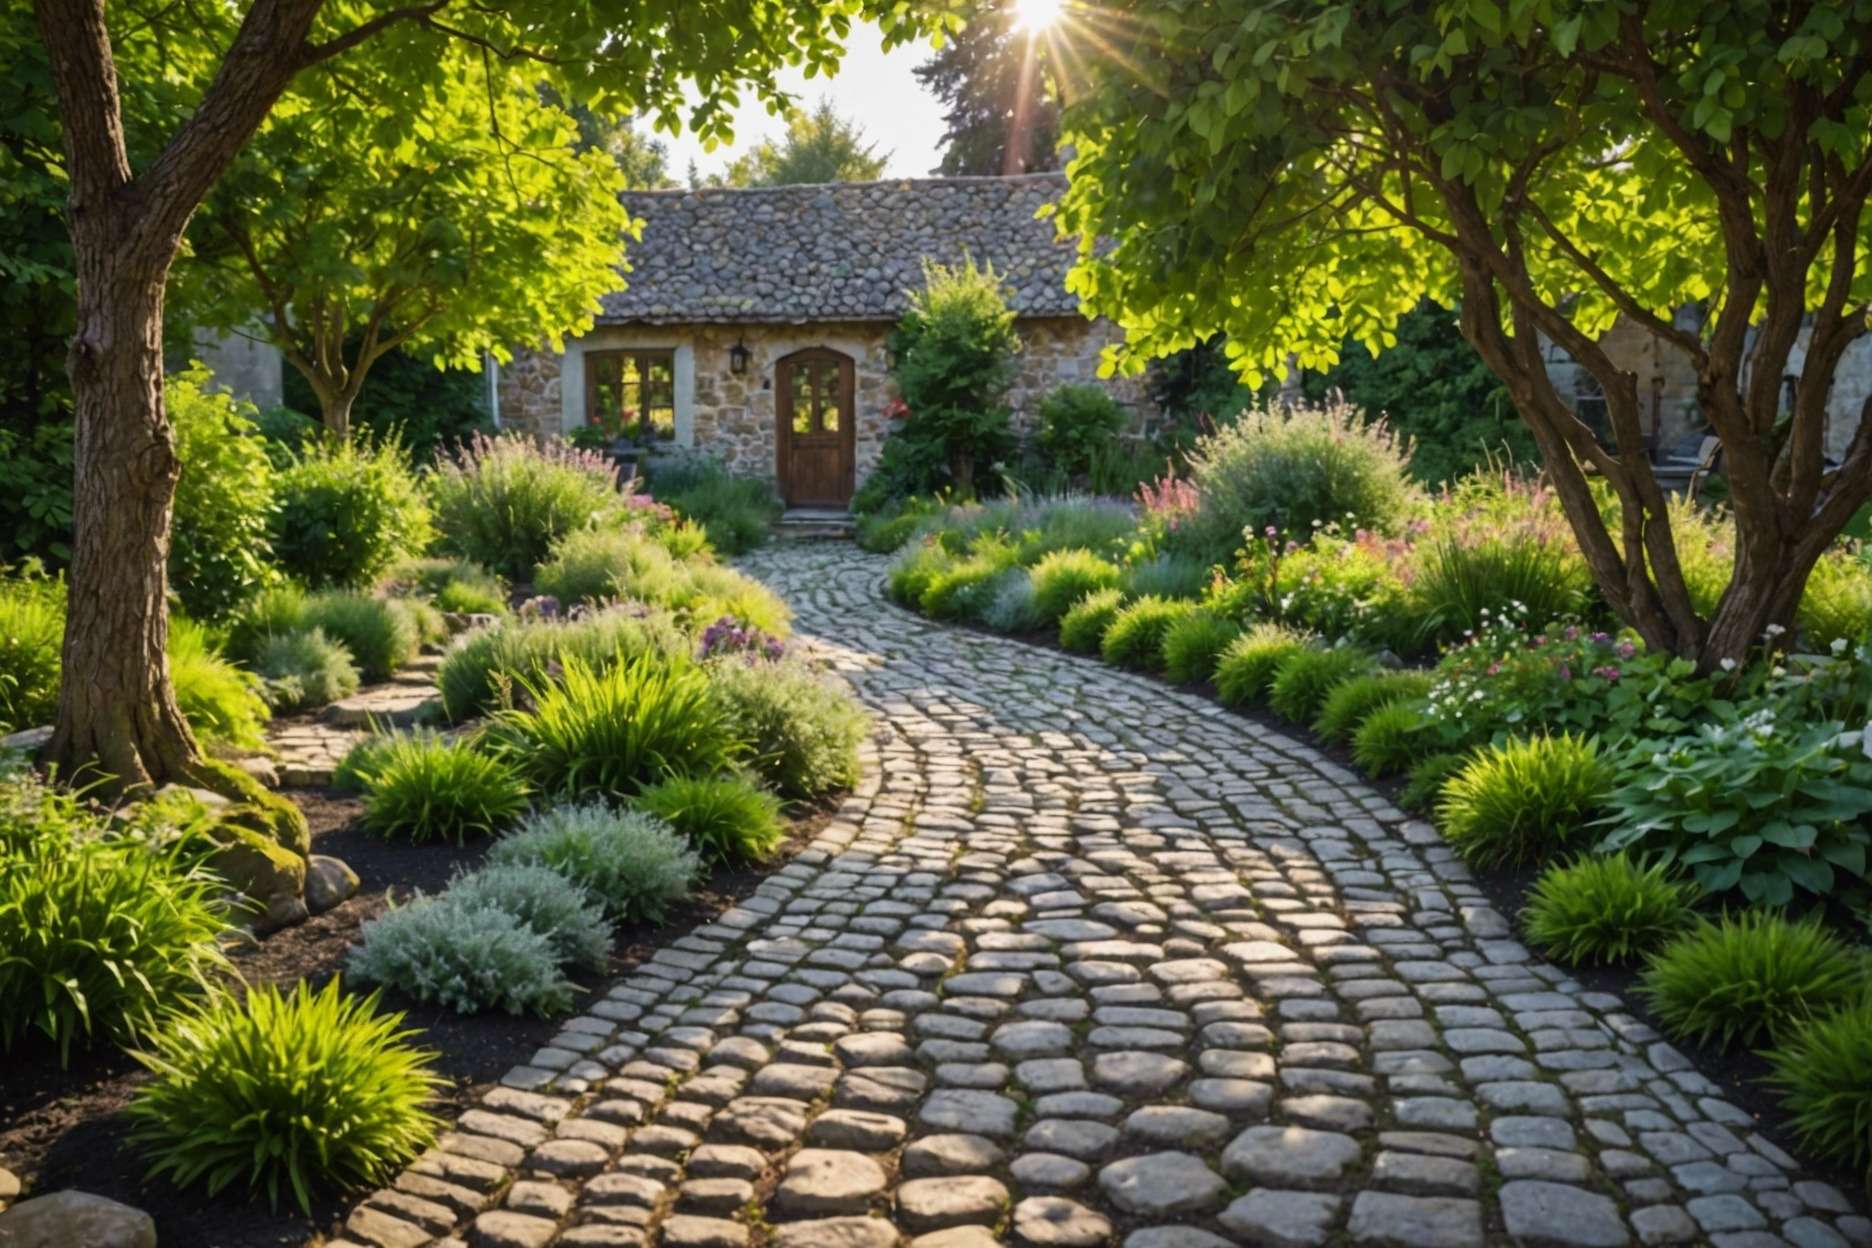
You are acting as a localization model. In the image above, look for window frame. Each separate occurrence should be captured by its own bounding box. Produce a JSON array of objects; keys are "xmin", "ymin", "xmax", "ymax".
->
[{"xmin": 584, "ymin": 347, "xmax": 678, "ymax": 443}]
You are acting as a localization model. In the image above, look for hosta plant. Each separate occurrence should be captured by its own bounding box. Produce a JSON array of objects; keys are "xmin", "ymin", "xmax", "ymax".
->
[
  {"xmin": 128, "ymin": 980, "xmax": 442, "ymax": 1213},
  {"xmin": 1640, "ymin": 911, "xmax": 1866, "ymax": 1052},
  {"xmin": 1523, "ymin": 854, "xmax": 1696, "ymax": 967}
]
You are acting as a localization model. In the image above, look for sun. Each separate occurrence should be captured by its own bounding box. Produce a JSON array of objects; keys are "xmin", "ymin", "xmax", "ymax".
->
[{"xmin": 1012, "ymin": 0, "xmax": 1066, "ymax": 32}]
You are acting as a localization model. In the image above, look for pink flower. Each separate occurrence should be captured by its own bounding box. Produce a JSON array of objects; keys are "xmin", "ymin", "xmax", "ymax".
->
[
  {"xmin": 1616, "ymin": 641, "xmax": 1637, "ymax": 659},
  {"xmin": 1558, "ymin": 663, "xmax": 1572, "ymax": 681},
  {"xmin": 1593, "ymin": 665, "xmax": 1622, "ymax": 682}
]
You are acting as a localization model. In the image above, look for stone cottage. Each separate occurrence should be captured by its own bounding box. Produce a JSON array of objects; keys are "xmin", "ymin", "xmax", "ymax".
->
[{"xmin": 490, "ymin": 173, "xmax": 1145, "ymax": 508}]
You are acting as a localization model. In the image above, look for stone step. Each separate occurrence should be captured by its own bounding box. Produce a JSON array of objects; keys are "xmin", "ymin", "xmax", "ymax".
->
[{"xmin": 326, "ymin": 684, "xmax": 441, "ymax": 729}]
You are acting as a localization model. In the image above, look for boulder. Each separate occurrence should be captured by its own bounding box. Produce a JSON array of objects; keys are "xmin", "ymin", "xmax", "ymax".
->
[
  {"xmin": 0, "ymin": 1191, "xmax": 156, "ymax": 1248},
  {"xmin": 0, "ymin": 725, "xmax": 52, "ymax": 756},
  {"xmin": 207, "ymin": 824, "xmax": 308, "ymax": 932},
  {"xmin": 305, "ymin": 855, "xmax": 360, "ymax": 914}
]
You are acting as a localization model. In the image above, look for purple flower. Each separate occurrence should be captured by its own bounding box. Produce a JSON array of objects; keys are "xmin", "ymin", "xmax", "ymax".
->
[{"xmin": 698, "ymin": 615, "xmax": 787, "ymax": 663}]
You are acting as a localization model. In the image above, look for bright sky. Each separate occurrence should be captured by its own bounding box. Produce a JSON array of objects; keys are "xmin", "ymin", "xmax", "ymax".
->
[{"xmin": 656, "ymin": 20, "xmax": 951, "ymax": 183}]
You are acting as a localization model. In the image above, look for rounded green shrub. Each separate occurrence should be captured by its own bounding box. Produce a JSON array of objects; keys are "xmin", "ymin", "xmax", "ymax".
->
[
  {"xmin": 1037, "ymin": 382, "xmax": 1128, "ymax": 480},
  {"xmin": 169, "ymin": 617, "xmax": 270, "ymax": 750},
  {"xmin": 1100, "ymin": 596, "xmax": 1195, "ymax": 671},
  {"xmin": 333, "ymin": 729, "xmax": 437, "ymax": 794},
  {"xmin": 981, "ymin": 568, "xmax": 1044, "ymax": 633},
  {"xmin": 347, "ymin": 895, "xmax": 576, "ymax": 1016},
  {"xmin": 920, "ymin": 555, "xmax": 1011, "ymax": 622},
  {"xmin": 297, "ymin": 592, "xmax": 420, "ymax": 682},
  {"xmin": 1767, "ymin": 1001, "xmax": 1872, "ymax": 1173},
  {"xmin": 1798, "ymin": 546, "xmax": 1872, "ymax": 650},
  {"xmin": 491, "ymin": 655, "xmax": 741, "ymax": 800},
  {"xmin": 127, "ymin": 979, "xmax": 442, "ymax": 1213},
  {"xmin": 271, "ymin": 434, "xmax": 432, "ymax": 589},
  {"xmin": 0, "ymin": 836, "xmax": 228, "ymax": 1065},
  {"xmin": 1120, "ymin": 553, "xmax": 1209, "ymax": 601},
  {"xmin": 1161, "ymin": 610, "xmax": 1240, "ymax": 684},
  {"xmin": 534, "ymin": 526, "xmax": 680, "ymax": 608},
  {"xmin": 887, "ymin": 542, "xmax": 956, "ymax": 608},
  {"xmin": 1312, "ymin": 670, "xmax": 1433, "ymax": 743},
  {"xmin": 1267, "ymin": 646, "xmax": 1376, "ymax": 723},
  {"xmin": 166, "ymin": 364, "xmax": 277, "ymax": 620},
  {"xmin": 1058, "ymin": 588, "xmax": 1126, "ymax": 654},
  {"xmin": 706, "ymin": 656, "xmax": 868, "ymax": 800},
  {"xmin": 226, "ymin": 583, "xmax": 311, "ymax": 664},
  {"xmin": 435, "ymin": 607, "xmax": 688, "ymax": 722},
  {"xmin": 358, "ymin": 736, "xmax": 531, "ymax": 843},
  {"xmin": 254, "ymin": 627, "xmax": 360, "ymax": 711},
  {"xmin": 0, "ymin": 573, "xmax": 63, "ymax": 734},
  {"xmin": 1523, "ymin": 854, "xmax": 1697, "ymax": 966},
  {"xmin": 1640, "ymin": 911, "xmax": 1867, "ymax": 1051},
  {"xmin": 429, "ymin": 431, "xmax": 622, "ymax": 582},
  {"xmin": 1399, "ymin": 750, "xmax": 1470, "ymax": 812},
  {"xmin": 653, "ymin": 461, "xmax": 779, "ymax": 556},
  {"xmin": 671, "ymin": 562, "xmax": 791, "ymax": 636},
  {"xmin": 490, "ymin": 802, "xmax": 700, "ymax": 923},
  {"xmin": 1214, "ymin": 622, "xmax": 1315, "ymax": 707},
  {"xmin": 637, "ymin": 774, "xmax": 785, "ymax": 865},
  {"xmin": 1351, "ymin": 700, "xmax": 1422, "ymax": 776},
  {"xmin": 443, "ymin": 863, "xmax": 611, "ymax": 970},
  {"xmin": 1436, "ymin": 733, "xmax": 1609, "ymax": 868},
  {"xmin": 1029, "ymin": 548, "xmax": 1122, "ymax": 624}
]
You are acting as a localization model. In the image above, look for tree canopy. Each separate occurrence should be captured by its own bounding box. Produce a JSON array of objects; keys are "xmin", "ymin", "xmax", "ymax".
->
[
  {"xmin": 914, "ymin": 0, "xmax": 1060, "ymax": 175},
  {"xmin": 701, "ymin": 99, "xmax": 889, "ymax": 186},
  {"xmin": 1052, "ymin": 0, "xmax": 1872, "ymax": 665}
]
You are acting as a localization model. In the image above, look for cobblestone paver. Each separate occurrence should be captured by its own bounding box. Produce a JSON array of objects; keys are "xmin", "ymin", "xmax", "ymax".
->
[
  {"xmin": 274, "ymin": 656, "xmax": 444, "ymax": 787},
  {"xmin": 330, "ymin": 543, "xmax": 1870, "ymax": 1248}
]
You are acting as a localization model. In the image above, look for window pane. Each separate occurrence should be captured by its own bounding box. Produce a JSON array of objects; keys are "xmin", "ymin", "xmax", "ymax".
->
[
  {"xmin": 818, "ymin": 363, "xmax": 840, "ymax": 432},
  {"xmin": 792, "ymin": 365, "xmax": 812, "ymax": 434}
]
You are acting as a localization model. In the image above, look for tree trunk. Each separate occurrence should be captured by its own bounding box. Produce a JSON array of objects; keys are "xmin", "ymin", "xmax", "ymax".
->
[
  {"xmin": 321, "ymin": 386, "xmax": 356, "ymax": 439},
  {"xmin": 44, "ymin": 238, "xmax": 201, "ymax": 792}
]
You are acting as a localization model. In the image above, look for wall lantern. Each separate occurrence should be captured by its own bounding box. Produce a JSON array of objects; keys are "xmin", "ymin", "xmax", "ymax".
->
[{"xmin": 729, "ymin": 337, "xmax": 751, "ymax": 375}]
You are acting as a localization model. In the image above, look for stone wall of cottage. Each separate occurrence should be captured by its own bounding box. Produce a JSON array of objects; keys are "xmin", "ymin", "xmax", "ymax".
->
[{"xmin": 496, "ymin": 315, "xmax": 1150, "ymax": 497}]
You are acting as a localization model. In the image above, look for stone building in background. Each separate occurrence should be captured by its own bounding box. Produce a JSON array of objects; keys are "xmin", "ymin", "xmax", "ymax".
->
[{"xmin": 490, "ymin": 173, "xmax": 1146, "ymax": 508}]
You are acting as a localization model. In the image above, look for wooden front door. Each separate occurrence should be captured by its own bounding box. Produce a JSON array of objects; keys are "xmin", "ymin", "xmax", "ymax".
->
[{"xmin": 775, "ymin": 348, "xmax": 856, "ymax": 507}]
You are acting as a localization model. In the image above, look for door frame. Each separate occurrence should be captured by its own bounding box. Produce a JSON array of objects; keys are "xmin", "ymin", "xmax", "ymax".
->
[{"xmin": 774, "ymin": 346, "xmax": 857, "ymax": 507}]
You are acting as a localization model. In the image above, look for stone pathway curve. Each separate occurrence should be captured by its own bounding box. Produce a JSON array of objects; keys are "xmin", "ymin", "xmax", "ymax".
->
[{"xmin": 332, "ymin": 542, "xmax": 1871, "ymax": 1248}]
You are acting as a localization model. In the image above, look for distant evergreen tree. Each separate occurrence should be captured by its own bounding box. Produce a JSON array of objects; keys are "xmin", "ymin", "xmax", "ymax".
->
[
  {"xmin": 914, "ymin": 1, "xmax": 1059, "ymax": 175},
  {"xmin": 700, "ymin": 100, "xmax": 888, "ymax": 186}
]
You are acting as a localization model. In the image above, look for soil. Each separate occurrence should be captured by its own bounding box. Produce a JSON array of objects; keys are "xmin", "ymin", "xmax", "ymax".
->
[{"xmin": 0, "ymin": 786, "xmax": 828, "ymax": 1248}]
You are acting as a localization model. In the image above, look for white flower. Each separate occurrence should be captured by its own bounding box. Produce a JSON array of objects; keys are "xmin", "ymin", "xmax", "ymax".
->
[
  {"xmin": 1832, "ymin": 638, "xmax": 1849, "ymax": 654},
  {"xmin": 1764, "ymin": 623, "xmax": 1787, "ymax": 638},
  {"xmin": 1720, "ymin": 657, "xmax": 1738, "ymax": 672}
]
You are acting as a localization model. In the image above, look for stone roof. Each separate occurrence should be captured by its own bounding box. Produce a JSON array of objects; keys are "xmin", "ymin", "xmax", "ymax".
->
[{"xmin": 600, "ymin": 173, "xmax": 1082, "ymax": 325}]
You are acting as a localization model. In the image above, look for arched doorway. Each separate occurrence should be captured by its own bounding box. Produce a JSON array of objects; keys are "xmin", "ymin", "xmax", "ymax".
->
[{"xmin": 774, "ymin": 348, "xmax": 856, "ymax": 508}]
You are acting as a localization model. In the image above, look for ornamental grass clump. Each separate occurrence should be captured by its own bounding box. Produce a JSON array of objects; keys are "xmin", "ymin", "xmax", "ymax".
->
[
  {"xmin": 1523, "ymin": 854, "xmax": 1697, "ymax": 967},
  {"xmin": 127, "ymin": 980, "xmax": 443, "ymax": 1213},
  {"xmin": 490, "ymin": 802, "xmax": 700, "ymax": 923},
  {"xmin": 1351, "ymin": 700, "xmax": 1423, "ymax": 776},
  {"xmin": 443, "ymin": 863, "xmax": 611, "ymax": 970},
  {"xmin": 1058, "ymin": 588, "xmax": 1126, "ymax": 654},
  {"xmin": 297, "ymin": 591, "xmax": 421, "ymax": 681},
  {"xmin": 0, "ymin": 836, "xmax": 228, "ymax": 1065},
  {"xmin": 1399, "ymin": 750, "xmax": 1470, "ymax": 812},
  {"xmin": 168, "ymin": 617, "xmax": 271, "ymax": 750},
  {"xmin": 491, "ymin": 654, "xmax": 740, "ymax": 800},
  {"xmin": 1313, "ymin": 670, "xmax": 1434, "ymax": 743},
  {"xmin": 1101, "ymin": 596, "xmax": 1196, "ymax": 671},
  {"xmin": 429, "ymin": 431, "xmax": 623, "ymax": 581},
  {"xmin": 1641, "ymin": 911, "xmax": 1867, "ymax": 1051},
  {"xmin": 358, "ymin": 736, "xmax": 532, "ymax": 843},
  {"xmin": 887, "ymin": 541, "xmax": 957, "ymax": 607},
  {"xmin": 1436, "ymin": 733, "xmax": 1609, "ymax": 869},
  {"xmin": 1267, "ymin": 645, "xmax": 1377, "ymax": 723},
  {"xmin": 0, "ymin": 572, "xmax": 63, "ymax": 734},
  {"xmin": 1028, "ymin": 548, "xmax": 1123, "ymax": 624},
  {"xmin": 254, "ymin": 627, "xmax": 361, "ymax": 711},
  {"xmin": 435, "ymin": 607, "xmax": 688, "ymax": 721},
  {"xmin": 637, "ymin": 774, "xmax": 786, "ymax": 865},
  {"xmin": 347, "ymin": 895, "xmax": 577, "ymax": 1016},
  {"xmin": 1213, "ymin": 622, "xmax": 1316, "ymax": 707},
  {"xmin": 534, "ymin": 526, "xmax": 682, "ymax": 608},
  {"xmin": 980, "ymin": 568, "xmax": 1045, "ymax": 633},
  {"xmin": 1160, "ymin": 610, "xmax": 1240, "ymax": 683},
  {"xmin": 1120, "ymin": 553, "xmax": 1210, "ymax": 601},
  {"xmin": 706, "ymin": 656, "xmax": 868, "ymax": 800},
  {"xmin": 1767, "ymin": 1002, "xmax": 1872, "ymax": 1173},
  {"xmin": 920, "ymin": 552, "xmax": 1015, "ymax": 622}
]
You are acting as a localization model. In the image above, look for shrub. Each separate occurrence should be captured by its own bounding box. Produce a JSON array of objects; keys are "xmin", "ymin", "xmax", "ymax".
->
[
  {"xmin": 1599, "ymin": 712, "xmax": 1872, "ymax": 906},
  {"xmin": 1029, "ymin": 548, "xmax": 1123, "ymax": 624},
  {"xmin": 533, "ymin": 526, "xmax": 680, "ymax": 608},
  {"xmin": 1267, "ymin": 646, "xmax": 1376, "ymax": 723},
  {"xmin": 0, "ymin": 572, "xmax": 64, "ymax": 733},
  {"xmin": 1178, "ymin": 396, "xmax": 1419, "ymax": 560},
  {"xmin": 489, "ymin": 802, "xmax": 700, "ymax": 923},
  {"xmin": 652, "ymin": 459, "xmax": 779, "ymax": 556},
  {"xmin": 491, "ymin": 655, "xmax": 741, "ymax": 800},
  {"xmin": 1120, "ymin": 553, "xmax": 1209, "ymax": 601},
  {"xmin": 127, "ymin": 980, "xmax": 442, "ymax": 1213},
  {"xmin": 1014, "ymin": 498, "xmax": 1138, "ymax": 561},
  {"xmin": 888, "ymin": 542, "xmax": 957, "ymax": 608},
  {"xmin": 434, "ymin": 607, "xmax": 688, "ymax": 721},
  {"xmin": 672, "ymin": 562, "xmax": 791, "ymax": 636},
  {"xmin": 1160, "ymin": 610, "xmax": 1239, "ymax": 683},
  {"xmin": 386, "ymin": 557, "xmax": 509, "ymax": 616},
  {"xmin": 254, "ymin": 627, "xmax": 360, "ymax": 711},
  {"xmin": 1313, "ymin": 670, "xmax": 1433, "ymax": 743},
  {"xmin": 1351, "ymin": 700, "xmax": 1423, "ymax": 776},
  {"xmin": 857, "ymin": 508, "xmax": 933, "ymax": 554},
  {"xmin": 0, "ymin": 770, "xmax": 94, "ymax": 859},
  {"xmin": 1640, "ymin": 912, "xmax": 1866, "ymax": 1051},
  {"xmin": 333, "ymin": 729, "xmax": 438, "ymax": 794},
  {"xmin": 1101, "ymin": 596, "xmax": 1196, "ymax": 671},
  {"xmin": 1767, "ymin": 1002, "xmax": 1872, "ymax": 1173},
  {"xmin": 1036, "ymin": 383, "xmax": 1129, "ymax": 482},
  {"xmin": 1797, "ymin": 545, "xmax": 1872, "ymax": 650},
  {"xmin": 920, "ymin": 554, "xmax": 1013, "ymax": 622},
  {"xmin": 707, "ymin": 656, "xmax": 868, "ymax": 800},
  {"xmin": 347, "ymin": 895, "xmax": 577, "ymax": 1016},
  {"xmin": 1523, "ymin": 854, "xmax": 1697, "ymax": 967},
  {"xmin": 637, "ymin": 774, "xmax": 786, "ymax": 865},
  {"xmin": 0, "ymin": 837, "xmax": 228, "ymax": 1065},
  {"xmin": 225, "ymin": 583, "xmax": 310, "ymax": 664},
  {"xmin": 1214, "ymin": 622, "xmax": 1315, "ymax": 707},
  {"xmin": 980, "ymin": 569, "xmax": 1045, "ymax": 633},
  {"xmin": 429, "ymin": 431, "xmax": 622, "ymax": 581},
  {"xmin": 298, "ymin": 592, "xmax": 420, "ymax": 682},
  {"xmin": 1400, "ymin": 750, "xmax": 1470, "ymax": 812},
  {"xmin": 1436, "ymin": 734, "xmax": 1609, "ymax": 869},
  {"xmin": 443, "ymin": 864, "xmax": 611, "ymax": 970},
  {"xmin": 271, "ymin": 434, "xmax": 431, "ymax": 589},
  {"xmin": 1058, "ymin": 588, "xmax": 1126, "ymax": 654},
  {"xmin": 358, "ymin": 736, "xmax": 530, "ymax": 843},
  {"xmin": 167, "ymin": 364, "xmax": 277, "ymax": 619},
  {"xmin": 169, "ymin": 618, "xmax": 270, "ymax": 750}
]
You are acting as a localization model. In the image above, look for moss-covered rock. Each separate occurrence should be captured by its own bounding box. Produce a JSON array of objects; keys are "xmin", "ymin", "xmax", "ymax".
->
[{"xmin": 186, "ymin": 756, "xmax": 310, "ymax": 857}]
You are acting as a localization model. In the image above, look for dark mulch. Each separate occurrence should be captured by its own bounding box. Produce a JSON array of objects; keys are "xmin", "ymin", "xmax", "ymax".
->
[{"xmin": 0, "ymin": 786, "xmax": 827, "ymax": 1248}]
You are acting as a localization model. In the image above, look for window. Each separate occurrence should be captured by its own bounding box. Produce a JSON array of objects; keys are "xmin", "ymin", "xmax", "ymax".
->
[{"xmin": 585, "ymin": 349, "xmax": 675, "ymax": 442}]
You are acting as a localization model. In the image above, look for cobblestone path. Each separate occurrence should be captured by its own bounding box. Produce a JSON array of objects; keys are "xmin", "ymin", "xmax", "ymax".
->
[{"xmin": 335, "ymin": 542, "xmax": 1869, "ymax": 1248}]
